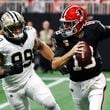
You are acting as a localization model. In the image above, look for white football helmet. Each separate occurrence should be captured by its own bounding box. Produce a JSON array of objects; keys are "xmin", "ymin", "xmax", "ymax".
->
[{"xmin": 0, "ymin": 11, "xmax": 25, "ymax": 39}]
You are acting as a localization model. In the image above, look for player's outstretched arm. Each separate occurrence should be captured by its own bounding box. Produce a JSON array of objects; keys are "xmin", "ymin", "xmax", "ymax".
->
[{"xmin": 34, "ymin": 38, "xmax": 54, "ymax": 62}]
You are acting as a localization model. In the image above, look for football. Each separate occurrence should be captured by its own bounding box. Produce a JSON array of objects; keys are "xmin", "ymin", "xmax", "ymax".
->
[{"xmin": 75, "ymin": 41, "xmax": 92, "ymax": 67}]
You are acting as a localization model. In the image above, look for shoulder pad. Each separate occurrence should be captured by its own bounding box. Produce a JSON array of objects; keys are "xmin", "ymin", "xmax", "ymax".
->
[
  {"xmin": 86, "ymin": 20, "xmax": 101, "ymax": 26},
  {"xmin": 0, "ymin": 35, "xmax": 7, "ymax": 49},
  {"xmin": 25, "ymin": 26, "xmax": 36, "ymax": 31},
  {"xmin": 0, "ymin": 35, "xmax": 5, "ymax": 42},
  {"xmin": 52, "ymin": 31, "xmax": 63, "ymax": 43},
  {"xmin": 25, "ymin": 26, "xmax": 33, "ymax": 29},
  {"xmin": 25, "ymin": 26, "xmax": 37, "ymax": 34}
]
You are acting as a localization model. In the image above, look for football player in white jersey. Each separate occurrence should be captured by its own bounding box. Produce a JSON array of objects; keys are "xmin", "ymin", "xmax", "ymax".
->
[{"xmin": 0, "ymin": 11, "xmax": 61, "ymax": 110}]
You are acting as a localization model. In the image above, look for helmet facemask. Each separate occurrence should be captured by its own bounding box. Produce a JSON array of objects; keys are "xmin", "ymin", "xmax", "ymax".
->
[
  {"xmin": 4, "ymin": 22, "xmax": 25, "ymax": 39},
  {"xmin": 59, "ymin": 20, "xmax": 79, "ymax": 37}
]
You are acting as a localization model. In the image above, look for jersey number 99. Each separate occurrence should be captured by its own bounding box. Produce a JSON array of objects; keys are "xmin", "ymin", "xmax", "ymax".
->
[{"xmin": 11, "ymin": 49, "xmax": 33, "ymax": 68}]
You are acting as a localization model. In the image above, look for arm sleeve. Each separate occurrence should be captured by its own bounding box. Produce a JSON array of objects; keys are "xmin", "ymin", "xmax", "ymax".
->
[{"xmin": 96, "ymin": 21, "xmax": 110, "ymax": 40}]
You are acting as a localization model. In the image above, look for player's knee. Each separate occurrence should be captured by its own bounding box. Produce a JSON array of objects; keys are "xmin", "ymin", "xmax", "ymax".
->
[
  {"xmin": 11, "ymin": 103, "xmax": 24, "ymax": 110},
  {"xmin": 44, "ymin": 98, "xmax": 56, "ymax": 108},
  {"xmin": 43, "ymin": 96, "xmax": 59, "ymax": 110},
  {"xmin": 46, "ymin": 103, "xmax": 57, "ymax": 110},
  {"xmin": 45, "ymin": 103, "xmax": 60, "ymax": 110}
]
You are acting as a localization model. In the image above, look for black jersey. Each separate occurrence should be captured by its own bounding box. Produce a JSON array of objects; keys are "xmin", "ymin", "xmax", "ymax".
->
[{"xmin": 52, "ymin": 20, "xmax": 110, "ymax": 82}]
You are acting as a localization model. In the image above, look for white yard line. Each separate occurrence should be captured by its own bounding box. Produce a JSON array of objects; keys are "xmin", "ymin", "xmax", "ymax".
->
[
  {"xmin": 0, "ymin": 103, "xmax": 9, "ymax": 110},
  {"xmin": 47, "ymin": 78, "xmax": 67, "ymax": 88},
  {"xmin": 42, "ymin": 77, "xmax": 68, "ymax": 81},
  {"xmin": 106, "ymin": 78, "xmax": 110, "ymax": 81}
]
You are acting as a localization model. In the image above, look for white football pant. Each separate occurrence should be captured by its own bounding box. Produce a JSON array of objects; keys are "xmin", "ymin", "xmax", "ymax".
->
[
  {"xmin": 69, "ymin": 73, "xmax": 106, "ymax": 110},
  {"xmin": 3, "ymin": 73, "xmax": 60, "ymax": 110}
]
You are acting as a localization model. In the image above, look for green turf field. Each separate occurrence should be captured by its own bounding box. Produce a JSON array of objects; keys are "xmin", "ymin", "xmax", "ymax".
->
[{"xmin": 0, "ymin": 71, "xmax": 110, "ymax": 110}]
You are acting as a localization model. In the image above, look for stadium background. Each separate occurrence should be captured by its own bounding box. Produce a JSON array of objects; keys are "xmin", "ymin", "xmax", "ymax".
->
[{"xmin": 0, "ymin": 0, "xmax": 110, "ymax": 110}]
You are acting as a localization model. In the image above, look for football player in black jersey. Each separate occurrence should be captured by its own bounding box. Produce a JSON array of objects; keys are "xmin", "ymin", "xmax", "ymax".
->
[{"xmin": 52, "ymin": 5, "xmax": 110, "ymax": 110}]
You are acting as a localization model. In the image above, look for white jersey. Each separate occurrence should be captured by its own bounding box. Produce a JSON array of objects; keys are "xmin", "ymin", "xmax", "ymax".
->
[{"xmin": 0, "ymin": 26, "xmax": 37, "ymax": 89}]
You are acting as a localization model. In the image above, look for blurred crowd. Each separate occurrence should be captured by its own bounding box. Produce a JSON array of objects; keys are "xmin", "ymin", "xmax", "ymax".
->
[{"xmin": 0, "ymin": 0, "xmax": 110, "ymax": 14}]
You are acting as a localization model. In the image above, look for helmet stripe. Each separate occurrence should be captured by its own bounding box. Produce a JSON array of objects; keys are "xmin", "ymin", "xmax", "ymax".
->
[
  {"xmin": 7, "ymin": 11, "xmax": 18, "ymax": 23},
  {"xmin": 12, "ymin": 11, "xmax": 20, "ymax": 22},
  {"xmin": 6, "ymin": 12, "xmax": 15, "ymax": 23},
  {"xmin": 62, "ymin": 7, "xmax": 69, "ymax": 18},
  {"xmin": 61, "ymin": 5, "xmax": 73, "ymax": 21},
  {"xmin": 64, "ymin": 5, "xmax": 73, "ymax": 16}
]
